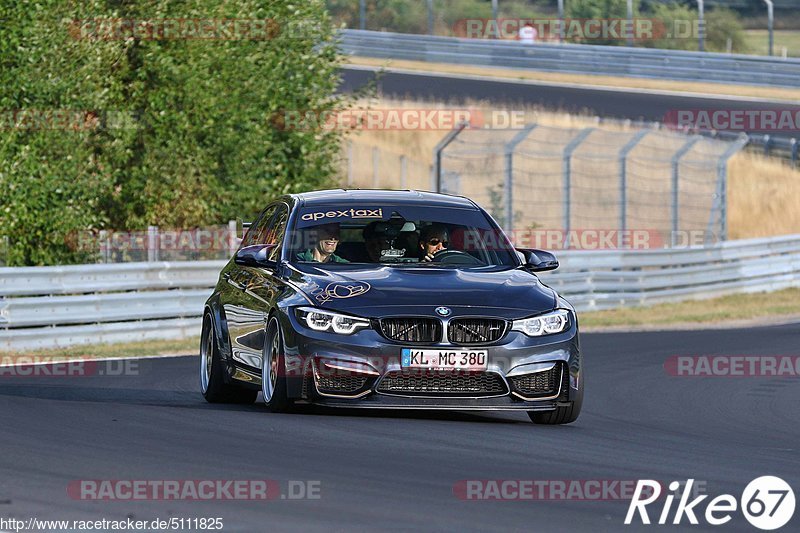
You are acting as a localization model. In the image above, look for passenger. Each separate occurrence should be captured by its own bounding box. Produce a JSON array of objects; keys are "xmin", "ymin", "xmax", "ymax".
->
[
  {"xmin": 363, "ymin": 222, "xmax": 391, "ymax": 262},
  {"xmin": 296, "ymin": 223, "xmax": 349, "ymax": 263}
]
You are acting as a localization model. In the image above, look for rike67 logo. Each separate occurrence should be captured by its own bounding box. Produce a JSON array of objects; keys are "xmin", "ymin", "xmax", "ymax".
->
[{"xmin": 626, "ymin": 477, "xmax": 795, "ymax": 530}]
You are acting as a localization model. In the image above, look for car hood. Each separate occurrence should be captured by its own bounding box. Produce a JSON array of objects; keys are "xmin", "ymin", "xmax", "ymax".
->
[{"xmin": 286, "ymin": 264, "xmax": 556, "ymax": 319}]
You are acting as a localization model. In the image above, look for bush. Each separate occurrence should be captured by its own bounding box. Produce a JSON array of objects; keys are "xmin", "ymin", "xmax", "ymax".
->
[
  {"xmin": 640, "ymin": 3, "xmax": 749, "ymax": 53},
  {"xmin": 0, "ymin": 0, "xmax": 347, "ymax": 266}
]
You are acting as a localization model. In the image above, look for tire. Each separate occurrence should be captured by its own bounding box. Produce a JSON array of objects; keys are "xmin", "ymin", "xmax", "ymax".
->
[
  {"xmin": 200, "ymin": 313, "xmax": 258, "ymax": 404},
  {"xmin": 261, "ymin": 317, "xmax": 292, "ymax": 413},
  {"xmin": 528, "ymin": 373, "xmax": 583, "ymax": 425}
]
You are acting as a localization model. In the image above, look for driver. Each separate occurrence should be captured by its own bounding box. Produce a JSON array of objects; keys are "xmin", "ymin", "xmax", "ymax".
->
[
  {"xmin": 297, "ymin": 223, "xmax": 349, "ymax": 263},
  {"xmin": 418, "ymin": 224, "xmax": 449, "ymax": 262}
]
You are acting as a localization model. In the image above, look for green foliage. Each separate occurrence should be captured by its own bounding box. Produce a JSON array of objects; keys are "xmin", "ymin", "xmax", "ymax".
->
[
  {"xmin": 564, "ymin": 0, "xmax": 640, "ymax": 45},
  {"xmin": 640, "ymin": 3, "xmax": 749, "ymax": 53},
  {"xmin": 327, "ymin": 0, "xmax": 549, "ymax": 36},
  {"xmin": 0, "ymin": 0, "xmax": 347, "ymax": 266},
  {"xmin": 705, "ymin": 8, "xmax": 749, "ymax": 53},
  {"xmin": 566, "ymin": 0, "xmax": 637, "ymax": 20}
]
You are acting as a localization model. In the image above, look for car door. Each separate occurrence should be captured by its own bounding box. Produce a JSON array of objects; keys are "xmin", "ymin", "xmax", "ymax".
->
[{"xmin": 222, "ymin": 204, "xmax": 286, "ymax": 370}]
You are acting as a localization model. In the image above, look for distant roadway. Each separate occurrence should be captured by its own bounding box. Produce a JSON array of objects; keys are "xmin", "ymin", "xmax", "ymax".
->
[{"xmin": 339, "ymin": 66, "xmax": 800, "ymax": 137}]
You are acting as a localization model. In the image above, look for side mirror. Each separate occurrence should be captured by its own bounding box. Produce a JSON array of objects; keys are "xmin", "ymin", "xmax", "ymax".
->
[
  {"xmin": 517, "ymin": 248, "xmax": 559, "ymax": 272},
  {"xmin": 235, "ymin": 244, "xmax": 278, "ymax": 269}
]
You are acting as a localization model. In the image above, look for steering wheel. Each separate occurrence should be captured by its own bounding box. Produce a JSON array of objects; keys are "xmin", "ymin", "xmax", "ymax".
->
[{"xmin": 431, "ymin": 249, "xmax": 482, "ymax": 265}]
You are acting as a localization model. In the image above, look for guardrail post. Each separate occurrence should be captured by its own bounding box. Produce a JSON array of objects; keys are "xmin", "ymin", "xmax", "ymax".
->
[
  {"xmin": 708, "ymin": 134, "xmax": 749, "ymax": 242},
  {"xmin": 228, "ymin": 220, "xmax": 237, "ymax": 258},
  {"xmin": 400, "ymin": 155, "xmax": 407, "ymax": 189},
  {"xmin": 147, "ymin": 226, "xmax": 159, "ymax": 262},
  {"xmin": 670, "ymin": 137, "xmax": 701, "ymax": 246},
  {"xmin": 791, "ymin": 139, "xmax": 798, "ymax": 168},
  {"xmin": 99, "ymin": 230, "xmax": 109, "ymax": 263},
  {"xmin": 346, "ymin": 141, "xmax": 354, "ymax": 186},
  {"xmin": 618, "ymin": 130, "xmax": 650, "ymax": 239},
  {"xmin": 432, "ymin": 122, "xmax": 468, "ymax": 193},
  {"xmin": 626, "ymin": 0, "xmax": 634, "ymax": 47},
  {"xmin": 427, "ymin": 0, "xmax": 434, "ymax": 35},
  {"xmin": 764, "ymin": 0, "xmax": 774, "ymax": 56},
  {"xmin": 562, "ymin": 128, "xmax": 594, "ymax": 248},
  {"xmin": 359, "ymin": 0, "xmax": 366, "ymax": 30},
  {"xmin": 503, "ymin": 124, "xmax": 537, "ymax": 232},
  {"xmin": 557, "ymin": 0, "xmax": 564, "ymax": 43},
  {"xmin": 697, "ymin": 0, "xmax": 705, "ymax": 52},
  {"xmin": 372, "ymin": 147, "xmax": 379, "ymax": 188},
  {"xmin": 763, "ymin": 134, "xmax": 772, "ymax": 156}
]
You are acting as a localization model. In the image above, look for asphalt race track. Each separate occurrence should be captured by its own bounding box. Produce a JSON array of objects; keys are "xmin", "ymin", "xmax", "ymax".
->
[
  {"xmin": 1, "ymin": 324, "xmax": 798, "ymax": 532},
  {"xmin": 339, "ymin": 66, "xmax": 800, "ymax": 128}
]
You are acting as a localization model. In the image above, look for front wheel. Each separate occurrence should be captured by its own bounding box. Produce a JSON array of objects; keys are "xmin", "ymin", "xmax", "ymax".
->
[
  {"xmin": 200, "ymin": 313, "xmax": 257, "ymax": 404},
  {"xmin": 261, "ymin": 317, "xmax": 292, "ymax": 413}
]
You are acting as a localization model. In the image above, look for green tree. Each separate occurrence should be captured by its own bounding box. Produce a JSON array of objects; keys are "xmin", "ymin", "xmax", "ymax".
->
[
  {"xmin": 566, "ymin": 0, "xmax": 641, "ymax": 45},
  {"xmin": 0, "ymin": 0, "xmax": 348, "ymax": 265},
  {"xmin": 641, "ymin": 3, "xmax": 749, "ymax": 53}
]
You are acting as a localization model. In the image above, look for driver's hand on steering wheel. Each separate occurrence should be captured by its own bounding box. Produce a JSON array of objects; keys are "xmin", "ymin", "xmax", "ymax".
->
[{"xmin": 422, "ymin": 252, "xmax": 435, "ymax": 262}]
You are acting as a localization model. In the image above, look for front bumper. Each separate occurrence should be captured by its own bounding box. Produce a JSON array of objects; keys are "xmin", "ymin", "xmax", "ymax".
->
[{"xmin": 280, "ymin": 308, "xmax": 582, "ymax": 411}]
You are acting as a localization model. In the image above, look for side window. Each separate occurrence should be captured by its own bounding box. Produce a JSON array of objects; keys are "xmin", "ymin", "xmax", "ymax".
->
[
  {"xmin": 264, "ymin": 205, "xmax": 289, "ymax": 261},
  {"xmin": 240, "ymin": 206, "xmax": 277, "ymax": 249}
]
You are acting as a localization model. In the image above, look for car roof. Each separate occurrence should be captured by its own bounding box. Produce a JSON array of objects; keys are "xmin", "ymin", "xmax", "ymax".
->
[{"xmin": 292, "ymin": 189, "xmax": 478, "ymax": 209}]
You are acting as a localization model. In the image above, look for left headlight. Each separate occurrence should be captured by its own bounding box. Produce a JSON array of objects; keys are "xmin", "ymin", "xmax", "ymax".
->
[
  {"xmin": 511, "ymin": 309, "xmax": 570, "ymax": 337},
  {"xmin": 295, "ymin": 307, "xmax": 371, "ymax": 335}
]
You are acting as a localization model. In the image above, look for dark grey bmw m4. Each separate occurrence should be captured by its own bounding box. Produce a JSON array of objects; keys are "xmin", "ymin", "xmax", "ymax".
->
[{"xmin": 200, "ymin": 189, "xmax": 582, "ymax": 424}]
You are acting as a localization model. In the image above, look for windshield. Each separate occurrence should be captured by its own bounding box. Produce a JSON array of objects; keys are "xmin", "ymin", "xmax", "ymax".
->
[{"xmin": 288, "ymin": 204, "xmax": 519, "ymax": 267}]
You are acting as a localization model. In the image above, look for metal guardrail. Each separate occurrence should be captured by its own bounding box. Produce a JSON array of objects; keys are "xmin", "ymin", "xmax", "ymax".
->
[
  {"xmin": 0, "ymin": 261, "xmax": 223, "ymax": 351},
  {"xmin": 1, "ymin": 234, "xmax": 798, "ymax": 350},
  {"xmin": 339, "ymin": 29, "xmax": 800, "ymax": 89},
  {"xmin": 541, "ymin": 234, "xmax": 800, "ymax": 310}
]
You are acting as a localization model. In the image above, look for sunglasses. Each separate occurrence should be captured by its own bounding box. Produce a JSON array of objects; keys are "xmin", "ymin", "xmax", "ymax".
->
[{"xmin": 427, "ymin": 238, "xmax": 448, "ymax": 246}]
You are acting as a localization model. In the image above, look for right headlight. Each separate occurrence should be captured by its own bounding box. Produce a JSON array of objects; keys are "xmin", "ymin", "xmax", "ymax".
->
[
  {"xmin": 511, "ymin": 309, "xmax": 570, "ymax": 337},
  {"xmin": 295, "ymin": 307, "xmax": 371, "ymax": 335}
]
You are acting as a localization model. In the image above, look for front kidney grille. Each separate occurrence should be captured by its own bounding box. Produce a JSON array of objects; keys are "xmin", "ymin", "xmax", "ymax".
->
[
  {"xmin": 379, "ymin": 317, "xmax": 441, "ymax": 343},
  {"xmin": 448, "ymin": 318, "xmax": 508, "ymax": 344},
  {"xmin": 509, "ymin": 363, "xmax": 563, "ymax": 398},
  {"xmin": 377, "ymin": 370, "xmax": 508, "ymax": 396}
]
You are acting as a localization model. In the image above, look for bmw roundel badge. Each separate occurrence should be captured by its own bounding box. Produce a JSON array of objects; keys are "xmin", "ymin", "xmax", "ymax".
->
[{"xmin": 435, "ymin": 306, "xmax": 452, "ymax": 317}]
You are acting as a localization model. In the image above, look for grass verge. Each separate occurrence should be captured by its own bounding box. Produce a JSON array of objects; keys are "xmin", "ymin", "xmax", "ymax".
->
[
  {"xmin": 580, "ymin": 288, "xmax": 800, "ymax": 330},
  {"xmin": 743, "ymin": 30, "xmax": 800, "ymax": 58},
  {"xmin": 347, "ymin": 56, "xmax": 800, "ymax": 102},
  {"xmin": 0, "ymin": 337, "xmax": 199, "ymax": 364}
]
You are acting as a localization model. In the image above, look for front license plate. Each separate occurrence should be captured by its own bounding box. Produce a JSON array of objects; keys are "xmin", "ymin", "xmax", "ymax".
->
[{"xmin": 401, "ymin": 348, "xmax": 488, "ymax": 371}]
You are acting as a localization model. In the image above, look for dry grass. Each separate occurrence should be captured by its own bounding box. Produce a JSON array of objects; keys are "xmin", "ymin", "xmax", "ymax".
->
[
  {"xmin": 580, "ymin": 288, "xmax": 800, "ymax": 329},
  {"xmin": 728, "ymin": 153, "xmax": 800, "ymax": 239},
  {"xmin": 0, "ymin": 338, "xmax": 198, "ymax": 362},
  {"xmin": 341, "ymin": 98, "xmax": 800, "ymax": 239},
  {"xmin": 347, "ymin": 57, "xmax": 800, "ymax": 103}
]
